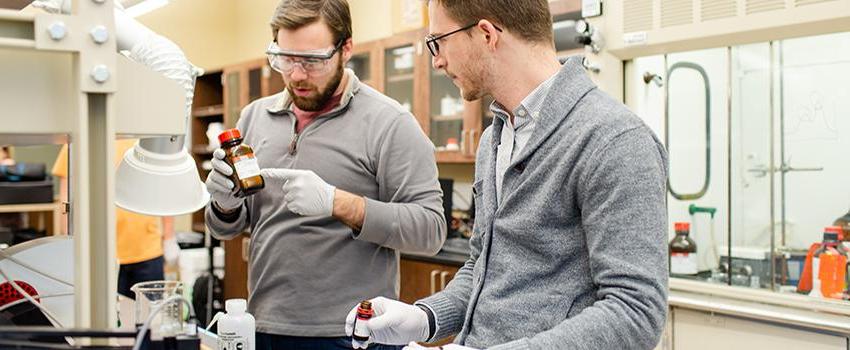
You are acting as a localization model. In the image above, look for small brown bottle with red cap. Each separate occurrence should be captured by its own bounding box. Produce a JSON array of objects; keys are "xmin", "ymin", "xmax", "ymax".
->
[
  {"xmin": 669, "ymin": 222, "xmax": 698, "ymax": 276},
  {"xmin": 218, "ymin": 128, "xmax": 264, "ymax": 197},
  {"xmin": 352, "ymin": 300, "xmax": 373, "ymax": 342}
]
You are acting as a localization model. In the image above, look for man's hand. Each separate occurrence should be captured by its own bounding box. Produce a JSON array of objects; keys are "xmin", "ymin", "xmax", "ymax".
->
[
  {"xmin": 205, "ymin": 149, "xmax": 243, "ymax": 212},
  {"xmin": 344, "ymin": 297, "xmax": 430, "ymax": 348},
  {"xmin": 261, "ymin": 169, "xmax": 335, "ymax": 217}
]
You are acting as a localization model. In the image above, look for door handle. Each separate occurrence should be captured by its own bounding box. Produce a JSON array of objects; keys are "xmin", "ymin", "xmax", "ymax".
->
[
  {"xmin": 468, "ymin": 129, "xmax": 477, "ymax": 156},
  {"xmin": 241, "ymin": 237, "xmax": 250, "ymax": 263},
  {"xmin": 430, "ymin": 270, "xmax": 440, "ymax": 295},
  {"xmin": 440, "ymin": 271, "xmax": 450, "ymax": 290}
]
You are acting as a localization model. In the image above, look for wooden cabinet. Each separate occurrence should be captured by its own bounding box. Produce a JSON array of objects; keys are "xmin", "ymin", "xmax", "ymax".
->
[
  {"xmin": 189, "ymin": 69, "xmax": 224, "ymax": 234},
  {"xmin": 400, "ymin": 258, "xmax": 460, "ymax": 303}
]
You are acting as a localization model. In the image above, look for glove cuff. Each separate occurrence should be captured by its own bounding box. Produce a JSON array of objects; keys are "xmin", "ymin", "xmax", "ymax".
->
[
  {"xmin": 324, "ymin": 185, "xmax": 336, "ymax": 217},
  {"xmin": 416, "ymin": 304, "xmax": 436, "ymax": 342},
  {"xmin": 211, "ymin": 200, "xmax": 242, "ymax": 223}
]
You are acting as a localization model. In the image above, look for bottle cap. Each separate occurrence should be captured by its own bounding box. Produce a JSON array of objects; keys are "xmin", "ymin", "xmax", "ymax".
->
[
  {"xmin": 825, "ymin": 226, "xmax": 843, "ymax": 234},
  {"xmin": 674, "ymin": 222, "xmax": 690, "ymax": 232},
  {"xmin": 225, "ymin": 298, "xmax": 247, "ymax": 313},
  {"xmin": 218, "ymin": 128, "xmax": 242, "ymax": 144}
]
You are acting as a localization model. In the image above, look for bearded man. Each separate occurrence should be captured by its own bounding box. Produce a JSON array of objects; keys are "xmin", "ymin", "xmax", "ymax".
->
[{"xmin": 203, "ymin": 1, "xmax": 446, "ymax": 349}]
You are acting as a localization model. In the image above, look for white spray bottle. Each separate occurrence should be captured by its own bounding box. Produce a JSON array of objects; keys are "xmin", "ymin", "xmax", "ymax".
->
[{"xmin": 207, "ymin": 298, "xmax": 255, "ymax": 350}]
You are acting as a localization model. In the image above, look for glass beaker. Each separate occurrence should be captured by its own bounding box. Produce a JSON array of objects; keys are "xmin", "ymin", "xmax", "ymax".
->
[{"xmin": 131, "ymin": 280, "xmax": 184, "ymax": 339}]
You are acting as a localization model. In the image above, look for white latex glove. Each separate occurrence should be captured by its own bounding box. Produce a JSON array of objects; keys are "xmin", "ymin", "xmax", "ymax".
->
[
  {"xmin": 204, "ymin": 149, "xmax": 243, "ymax": 211},
  {"xmin": 344, "ymin": 297, "xmax": 430, "ymax": 349},
  {"xmin": 403, "ymin": 343, "xmax": 479, "ymax": 350},
  {"xmin": 261, "ymin": 168, "xmax": 335, "ymax": 217},
  {"xmin": 163, "ymin": 238, "xmax": 180, "ymax": 265}
]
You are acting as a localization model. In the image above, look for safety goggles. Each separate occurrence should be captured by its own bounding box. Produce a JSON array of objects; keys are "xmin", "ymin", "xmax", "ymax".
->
[
  {"xmin": 266, "ymin": 40, "xmax": 345, "ymax": 75},
  {"xmin": 425, "ymin": 21, "xmax": 502, "ymax": 57}
]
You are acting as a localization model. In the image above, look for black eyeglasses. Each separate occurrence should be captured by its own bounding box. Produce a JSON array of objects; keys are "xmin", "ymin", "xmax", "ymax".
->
[{"xmin": 425, "ymin": 21, "xmax": 503, "ymax": 57}]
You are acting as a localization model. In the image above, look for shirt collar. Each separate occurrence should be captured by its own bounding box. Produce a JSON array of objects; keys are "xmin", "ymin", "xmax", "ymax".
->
[{"xmin": 489, "ymin": 71, "xmax": 559, "ymax": 127}]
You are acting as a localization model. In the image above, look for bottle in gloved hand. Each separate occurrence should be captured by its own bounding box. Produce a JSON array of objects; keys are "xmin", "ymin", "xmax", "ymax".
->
[
  {"xmin": 353, "ymin": 300, "xmax": 373, "ymax": 343},
  {"xmin": 218, "ymin": 128, "xmax": 264, "ymax": 197},
  {"xmin": 669, "ymin": 222, "xmax": 698, "ymax": 277}
]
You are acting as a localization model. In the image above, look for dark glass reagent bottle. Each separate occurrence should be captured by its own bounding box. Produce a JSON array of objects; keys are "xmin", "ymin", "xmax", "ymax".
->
[
  {"xmin": 218, "ymin": 128, "xmax": 265, "ymax": 197},
  {"xmin": 669, "ymin": 222, "xmax": 698, "ymax": 276},
  {"xmin": 353, "ymin": 300, "xmax": 373, "ymax": 342}
]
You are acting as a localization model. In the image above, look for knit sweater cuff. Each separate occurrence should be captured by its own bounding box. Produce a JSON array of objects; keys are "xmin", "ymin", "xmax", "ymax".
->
[{"xmin": 416, "ymin": 293, "xmax": 463, "ymax": 342}]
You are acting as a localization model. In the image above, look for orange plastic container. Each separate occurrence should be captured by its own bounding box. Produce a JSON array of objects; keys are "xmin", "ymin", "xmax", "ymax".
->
[{"xmin": 819, "ymin": 250, "xmax": 847, "ymax": 299}]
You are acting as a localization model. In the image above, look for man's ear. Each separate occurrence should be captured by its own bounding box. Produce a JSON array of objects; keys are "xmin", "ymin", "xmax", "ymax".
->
[
  {"xmin": 341, "ymin": 37, "xmax": 354, "ymax": 62},
  {"xmin": 477, "ymin": 19, "xmax": 500, "ymax": 50}
]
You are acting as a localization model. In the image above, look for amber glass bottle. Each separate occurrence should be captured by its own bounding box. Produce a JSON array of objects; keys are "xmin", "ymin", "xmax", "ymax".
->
[
  {"xmin": 353, "ymin": 300, "xmax": 373, "ymax": 342},
  {"xmin": 669, "ymin": 222, "xmax": 698, "ymax": 276},
  {"xmin": 218, "ymin": 128, "xmax": 264, "ymax": 197}
]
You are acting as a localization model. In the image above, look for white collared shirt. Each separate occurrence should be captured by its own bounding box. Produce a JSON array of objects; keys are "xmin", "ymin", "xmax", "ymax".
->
[{"xmin": 491, "ymin": 73, "xmax": 558, "ymax": 203}]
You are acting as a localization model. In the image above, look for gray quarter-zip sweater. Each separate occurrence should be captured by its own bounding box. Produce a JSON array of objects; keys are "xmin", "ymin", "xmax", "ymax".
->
[
  {"xmin": 206, "ymin": 69, "xmax": 446, "ymax": 337},
  {"xmin": 418, "ymin": 57, "xmax": 668, "ymax": 350}
]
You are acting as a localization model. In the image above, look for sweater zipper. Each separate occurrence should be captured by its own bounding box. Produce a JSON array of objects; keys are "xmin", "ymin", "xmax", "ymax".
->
[
  {"xmin": 288, "ymin": 112, "xmax": 330, "ymax": 156},
  {"xmin": 288, "ymin": 116, "xmax": 299, "ymax": 155},
  {"xmin": 289, "ymin": 97, "xmax": 344, "ymax": 156}
]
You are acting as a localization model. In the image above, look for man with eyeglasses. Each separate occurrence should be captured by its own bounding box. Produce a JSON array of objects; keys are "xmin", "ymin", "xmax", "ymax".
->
[
  {"xmin": 203, "ymin": 0, "xmax": 446, "ymax": 349},
  {"xmin": 346, "ymin": 1, "xmax": 668, "ymax": 350}
]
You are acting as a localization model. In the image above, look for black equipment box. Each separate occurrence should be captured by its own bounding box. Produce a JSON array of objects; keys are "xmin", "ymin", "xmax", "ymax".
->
[{"xmin": 0, "ymin": 179, "xmax": 53, "ymax": 205}]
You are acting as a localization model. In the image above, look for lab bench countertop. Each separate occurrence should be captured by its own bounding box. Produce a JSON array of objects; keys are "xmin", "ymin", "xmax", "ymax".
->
[{"xmin": 402, "ymin": 238, "xmax": 470, "ymax": 267}]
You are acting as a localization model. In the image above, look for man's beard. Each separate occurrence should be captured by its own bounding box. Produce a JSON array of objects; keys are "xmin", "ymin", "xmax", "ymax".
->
[{"xmin": 288, "ymin": 60, "xmax": 345, "ymax": 111}]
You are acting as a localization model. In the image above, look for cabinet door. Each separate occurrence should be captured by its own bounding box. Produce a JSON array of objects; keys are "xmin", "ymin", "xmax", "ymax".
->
[
  {"xmin": 223, "ymin": 69, "xmax": 241, "ymax": 128},
  {"xmin": 247, "ymin": 65, "xmax": 262, "ymax": 104},
  {"xmin": 672, "ymin": 308, "xmax": 847, "ymax": 350},
  {"xmin": 429, "ymin": 65, "xmax": 464, "ymax": 152},
  {"xmin": 349, "ymin": 41, "xmax": 383, "ymax": 91},
  {"xmin": 399, "ymin": 259, "xmax": 459, "ymax": 303},
  {"xmin": 382, "ymin": 30, "xmax": 429, "ymax": 132}
]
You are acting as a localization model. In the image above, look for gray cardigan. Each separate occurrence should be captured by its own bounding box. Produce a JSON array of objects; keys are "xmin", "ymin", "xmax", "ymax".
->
[
  {"xmin": 206, "ymin": 70, "xmax": 446, "ymax": 336},
  {"xmin": 418, "ymin": 57, "xmax": 669, "ymax": 350}
]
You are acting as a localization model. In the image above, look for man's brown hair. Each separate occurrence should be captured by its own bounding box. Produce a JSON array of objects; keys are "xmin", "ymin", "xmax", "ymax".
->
[
  {"xmin": 270, "ymin": 0, "xmax": 352, "ymax": 44},
  {"xmin": 430, "ymin": 0, "xmax": 553, "ymax": 45}
]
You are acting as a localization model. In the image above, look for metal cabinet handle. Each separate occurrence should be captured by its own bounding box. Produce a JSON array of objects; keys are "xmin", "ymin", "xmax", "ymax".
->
[
  {"xmin": 468, "ymin": 129, "xmax": 477, "ymax": 156},
  {"xmin": 430, "ymin": 270, "xmax": 440, "ymax": 295},
  {"xmin": 440, "ymin": 271, "xmax": 450, "ymax": 290},
  {"xmin": 460, "ymin": 129, "xmax": 468, "ymax": 155},
  {"xmin": 241, "ymin": 237, "xmax": 250, "ymax": 263}
]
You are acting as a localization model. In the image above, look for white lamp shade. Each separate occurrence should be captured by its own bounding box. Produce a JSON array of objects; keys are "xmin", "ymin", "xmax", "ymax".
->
[{"xmin": 116, "ymin": 142, "xmax": 210, "ymax": 216}]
